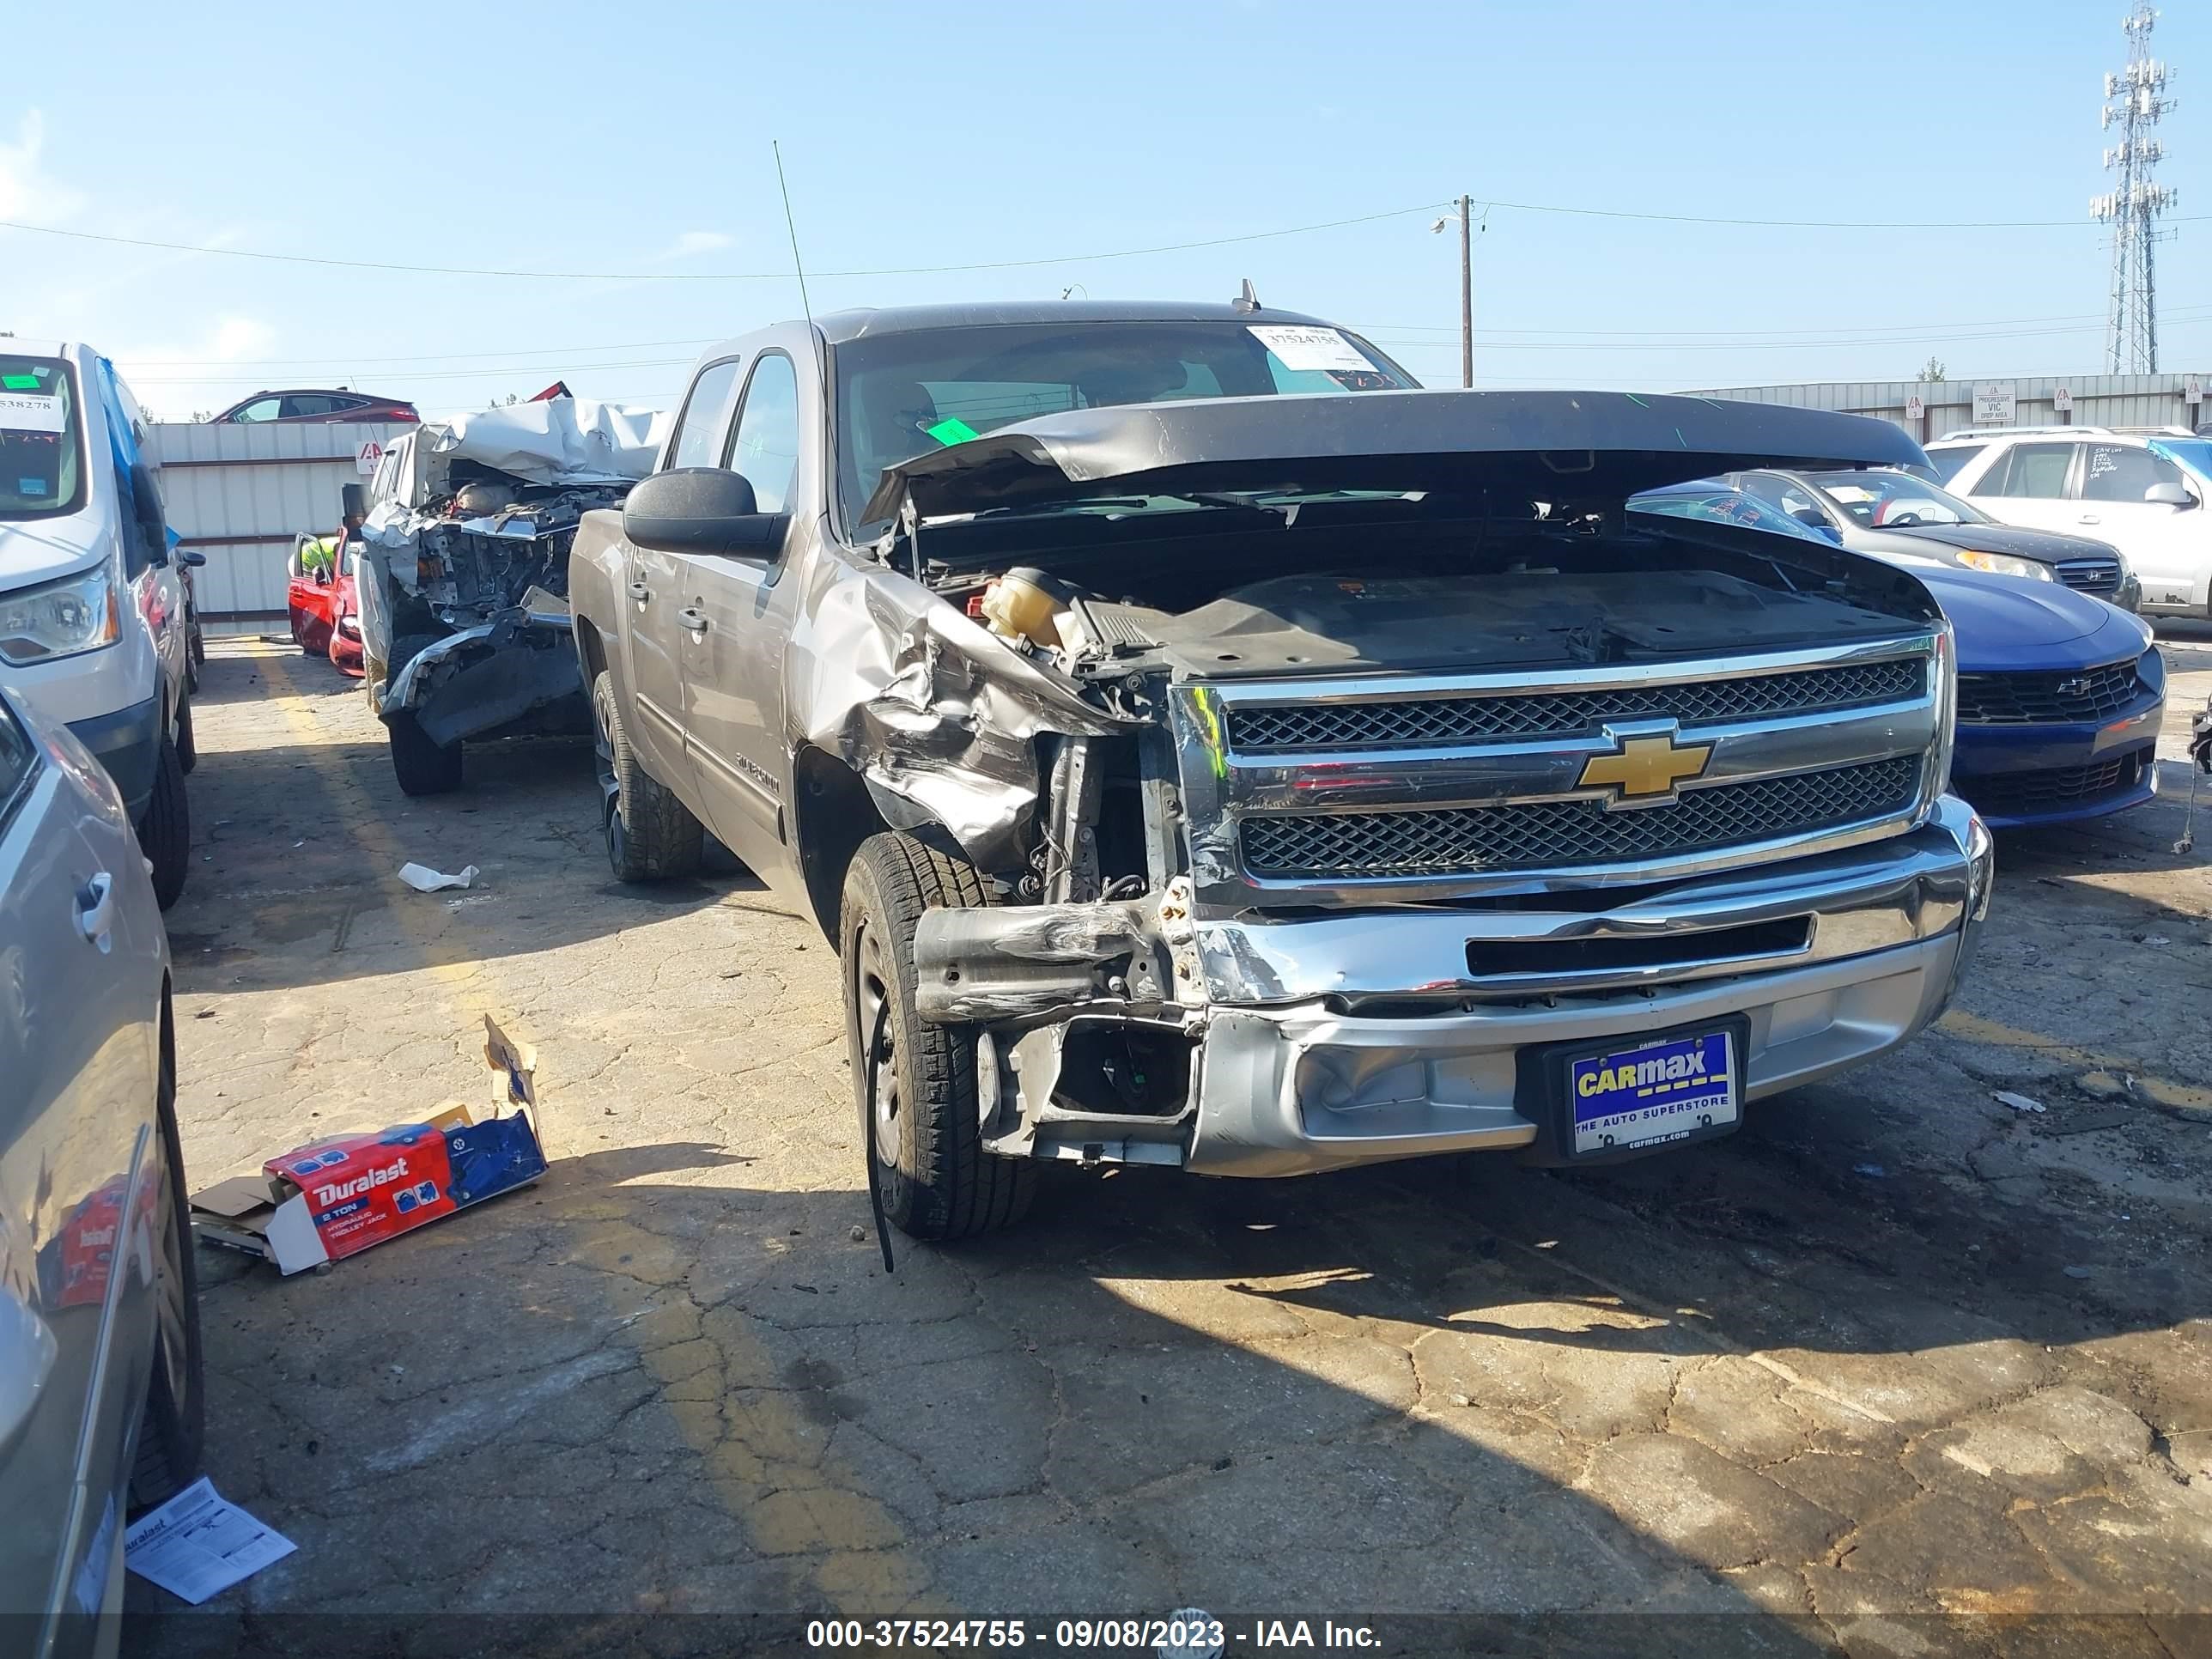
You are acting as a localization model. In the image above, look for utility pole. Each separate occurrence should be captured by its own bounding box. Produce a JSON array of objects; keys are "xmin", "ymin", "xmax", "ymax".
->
[
  {"xmin": 1457, "ymin": 193, "xmax": 1474, "ymax": 389},
  {"xmin": 2092, "ymin": 5, "xmax": 2176, "ymax": 373}
]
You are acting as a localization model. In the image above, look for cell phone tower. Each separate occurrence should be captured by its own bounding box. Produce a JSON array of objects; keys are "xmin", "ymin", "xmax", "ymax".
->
[{"xmin": 2092, "ymin": 4, "xmax": 2177, "ymax": 373}]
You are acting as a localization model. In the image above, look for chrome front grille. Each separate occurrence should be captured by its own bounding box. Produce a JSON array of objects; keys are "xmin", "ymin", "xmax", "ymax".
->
[
  {"xmin": 1955, "ymin": 659, "xmax": 2145, "ymax": 725},
  {"xmin": 1171, "ymin": 635, "xmax": 1944, "ymax": 908},
  {"xmin": 1241, "ymin": 757, "xmax": 1922, "ymax": 880},
  {"xmin": 1228, "ymin": 656, "xmax": 1924, "ymax": 750},
  {"xmin": 2053, "ymin": 556, "xmax": 2123, "ymax": 597}
]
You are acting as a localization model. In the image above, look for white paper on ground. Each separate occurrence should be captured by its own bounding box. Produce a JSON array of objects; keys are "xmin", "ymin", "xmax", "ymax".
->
[
  {"xmin": 125, "ymin": 1477, "xmax": 296, "ymax": 1605},
  {"xmin": 398, "ymin": 862, "xmax": 478, "ymax": 892},
  {"xmin": 1246, "ymin": 325, "xmax": 1377, "ymax": 374}
]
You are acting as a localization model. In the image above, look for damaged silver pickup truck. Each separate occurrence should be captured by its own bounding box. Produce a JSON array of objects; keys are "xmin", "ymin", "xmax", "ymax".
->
[
  {"xmin": 568, "ymin": 301, "xmax": 1993, "ymax": 1241},
  {"xmin": 356, "ymin": 398, "xmax": 667, "ymax": 793}
]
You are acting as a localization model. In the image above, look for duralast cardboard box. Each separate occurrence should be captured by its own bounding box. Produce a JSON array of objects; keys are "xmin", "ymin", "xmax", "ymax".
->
[{"xmin": 191, "ymin": 1018, "xmax": 547, "ymax": 1274}]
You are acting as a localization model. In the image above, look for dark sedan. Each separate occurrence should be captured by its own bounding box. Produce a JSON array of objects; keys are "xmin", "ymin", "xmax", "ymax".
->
[{"xmin": 210, "ymin": 390, "xmax": 417, "ymax": 426}]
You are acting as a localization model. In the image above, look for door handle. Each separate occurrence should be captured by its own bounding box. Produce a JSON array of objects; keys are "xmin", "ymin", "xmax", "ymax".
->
[
  {"xmin": 76, "ymin": 872, "xmax": 115, "ymax": 952},
  {"xmin": 627, "ymin": 579, "xmax": 651, "ymax": 602},
  {"xmin": 677, "ymin": 606, "xmax": 709, "ymax": 635}
]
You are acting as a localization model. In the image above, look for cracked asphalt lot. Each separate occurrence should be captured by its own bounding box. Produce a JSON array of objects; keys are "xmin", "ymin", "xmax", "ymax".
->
[{"xmin": 131, "ymin": 636, "xmax": 2212, "ymax": 1656}]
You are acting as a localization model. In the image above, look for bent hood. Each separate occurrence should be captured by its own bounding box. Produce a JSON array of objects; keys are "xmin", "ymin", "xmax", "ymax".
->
[
  {"xmin": 1918, "ymin": 568, "xmax": 2148, "ymax": 669},
  {"xmin": 862, "ymin": 389, "xmax": 1927, "ymax": 523},
  {"xmin": 1885, "ymin": 522, "xmax": 2120, "ymax": 563},
  {"xmin": 0, "ymin": 509, "xmax": 110, "ymax": 591}
]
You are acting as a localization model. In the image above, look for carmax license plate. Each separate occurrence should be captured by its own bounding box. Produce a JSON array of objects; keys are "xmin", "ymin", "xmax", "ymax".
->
[{"xmin": 1568, "ymin": 1028, "xmax": 1739, "ymax": 1158}]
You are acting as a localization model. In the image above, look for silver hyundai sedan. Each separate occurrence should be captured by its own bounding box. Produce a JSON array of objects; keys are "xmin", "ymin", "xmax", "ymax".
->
[{"xmin": 0, "ymin": 684, "xmax": 202, "ymax": 1656}]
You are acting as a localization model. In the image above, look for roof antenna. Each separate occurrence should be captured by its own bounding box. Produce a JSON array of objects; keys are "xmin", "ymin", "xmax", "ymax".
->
[
  {"xmin": 1232, "ymin": 278, "xmax": 1261, "ymax": 314},
  {"xmin": 772, "ymin": 139, "xmax": 814, "ymax": 330}
]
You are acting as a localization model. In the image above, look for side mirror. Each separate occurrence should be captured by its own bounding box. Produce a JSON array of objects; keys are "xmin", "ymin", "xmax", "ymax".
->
[
  {"xmin": 129, "ymin": 460, "xmax": 169, "ymax": 563},
  {"xmin": 178, "ymin": 549, "xmax": 206, "ymax": 568},
  {"xmin": 2146, "ymin": 481, "xmax": 2195, "ymax": 508},
  {"xmin": 623, "ymin": 468, "xmax": 788, "ymax": 561}
]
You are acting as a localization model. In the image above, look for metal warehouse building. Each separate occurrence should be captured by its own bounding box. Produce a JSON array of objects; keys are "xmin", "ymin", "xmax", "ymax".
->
[{"xmin": 1688, "ymin": 373, "xmax": 2208, "ymax": 445}]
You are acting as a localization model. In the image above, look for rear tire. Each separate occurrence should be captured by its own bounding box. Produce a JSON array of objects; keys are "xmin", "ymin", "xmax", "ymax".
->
[
  {"xmin": 137, "ymin": 735, "xmax": 190, "ymax": 911},
  {"xmin": 592, "ymin": 669, "xmax": 702, "ymax": 880},
  {"xmin": 131, "ymin": 1002, "xmax": 204, "ymax": 1509},
  {"xmin": 841, "ymin": 831, "xmax": 1036, "ymax": 1241},
  {"xmin": 387, "ymin": 709, "xmax": 463, "ymax": 797}
]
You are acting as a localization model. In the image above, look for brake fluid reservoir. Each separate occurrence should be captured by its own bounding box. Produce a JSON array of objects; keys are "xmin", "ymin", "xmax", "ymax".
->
[{"xmin": 979, "ymin": 567, "xmax": 1065, "ymax": 648}]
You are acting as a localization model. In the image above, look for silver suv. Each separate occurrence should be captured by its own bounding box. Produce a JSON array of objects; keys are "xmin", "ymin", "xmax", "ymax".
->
[{"xmin": 1927, "ymin": 426, "xmax": 2212, "ymax": 617}]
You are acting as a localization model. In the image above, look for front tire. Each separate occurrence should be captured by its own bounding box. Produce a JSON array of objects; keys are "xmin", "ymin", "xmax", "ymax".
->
[
  {"xmin": 132, "ymin": 1011, "xmax": 204, "ymax": 1508},
  {"xmin": 137, "ymin": 735, "xmax": 190, "ymax": 911},
  {"xmin": 387, "ymin": 709, "xmax": 463, "ymax": 796},
  {"xmin": 841, "ymin": 831, "xmax": 1036, "ymax": 1241},
  {"xmin": 592, "ymin": 669, "xmax": 702, "ymax": 880}
]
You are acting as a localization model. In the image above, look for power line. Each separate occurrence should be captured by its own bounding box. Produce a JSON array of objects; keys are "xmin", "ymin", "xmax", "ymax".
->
[
  {"xmin": 125, "ymin": 336, "xmax": 724, "ymax": 368},
  {"xmin": 0, "ymin": 202, "xmax": 1450, "ymax": 283}
]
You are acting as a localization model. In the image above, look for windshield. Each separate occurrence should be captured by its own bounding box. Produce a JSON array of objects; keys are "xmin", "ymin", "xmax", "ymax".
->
[
  {"xmin": 1629, "ymin": 487, "xmax": 1828, "ymax": 542},
  {"xmin": 2149, "ymin": 437, "xmax": 2212, "ymax": 483},
  {"xmin": 1805, "ymin": 469, "xmax": 1989, "ymax": 529},
  {"xmin": 831, "ymin": 320, "xmax": 1416, "ymax": 534},
  {"xmin": 0, "ymin": 356, "xmax": 84, "ymax": 522}
]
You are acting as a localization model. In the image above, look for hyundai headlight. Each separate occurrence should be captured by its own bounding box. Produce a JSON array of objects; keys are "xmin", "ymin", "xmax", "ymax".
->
[
  {"xmin": 0, "ymin": 559, "xmax": 122, "ymax": 665},
  {"xmin": 1955, "ymin": 549, "xmax": 2054, "ymax": 581}
]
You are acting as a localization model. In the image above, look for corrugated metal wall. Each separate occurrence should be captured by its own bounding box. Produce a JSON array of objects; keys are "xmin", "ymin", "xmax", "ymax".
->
[
  {"xmin": 148, "ymin": 421, "xmax": 416, "ymax": 623},
  {"xmin": 1688, "ymin": 374, "xmax": 2204, "ymax": 444}
]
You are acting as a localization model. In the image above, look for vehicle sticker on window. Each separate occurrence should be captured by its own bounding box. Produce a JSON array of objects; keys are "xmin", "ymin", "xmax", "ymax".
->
[
  {"xmin": 18, "ymin": 478, "xmax": 47, "ymax": 495},
  {"xmin": 926, "ymin": 416, "xmax": 981, "ymax": 446},
  {"xmin": 1, "ymin": 374, "xmax": 38, "ymax": 390},
  {"xmin": 1248, "ymin": 325, "xmax": 1378, "ymax": 374},
  {"xmin": 0, "ymin": 392, "xmax": 64, "ymax": 434}
]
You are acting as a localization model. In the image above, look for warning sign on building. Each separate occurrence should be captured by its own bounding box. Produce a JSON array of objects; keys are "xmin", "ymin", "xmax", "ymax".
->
[{"xmin": 356, "ymin": 441, "xmax": 383, "ymax": 476}]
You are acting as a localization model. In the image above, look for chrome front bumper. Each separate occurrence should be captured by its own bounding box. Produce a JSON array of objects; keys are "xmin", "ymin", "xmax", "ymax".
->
[{"xmin": 1182, "ymin": 794, "xmax": 1992, "ymax": 1176}]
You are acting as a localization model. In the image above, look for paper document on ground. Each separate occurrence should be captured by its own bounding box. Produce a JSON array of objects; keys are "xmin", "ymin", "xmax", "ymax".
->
[{"xmin": 125, "ymin": 1477, "xmax": 296, "ymax": 1604}]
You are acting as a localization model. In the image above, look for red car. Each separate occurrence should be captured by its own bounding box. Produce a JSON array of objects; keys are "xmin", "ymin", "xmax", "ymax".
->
[
  {"xmin": 212, "ymin": 389, "xmax": 418, "ymax": 425},
  {"xmin": 287, "ymin": 536, "xmax": 365, "ymax": 677}
]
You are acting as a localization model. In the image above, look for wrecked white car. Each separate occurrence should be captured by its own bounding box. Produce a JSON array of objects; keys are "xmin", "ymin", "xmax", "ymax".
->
[
  {"xmin": 354, "ymin": 398, "xmax": 669, "ymax": 794},
  {"xmin": 568, "ymin": 301, "xmax": 1993, "ymax": 1243}
]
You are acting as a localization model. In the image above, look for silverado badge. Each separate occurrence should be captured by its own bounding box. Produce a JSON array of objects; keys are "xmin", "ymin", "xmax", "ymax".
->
[{"xmin": 1577, "ymin": 729, "xmax": 1713, "ymax": 807}]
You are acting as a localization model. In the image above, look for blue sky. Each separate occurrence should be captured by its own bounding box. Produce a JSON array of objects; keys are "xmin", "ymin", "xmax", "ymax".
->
[{"xmin": 4, "ymin": 1, "xmax": 2203, "ymax": 418}]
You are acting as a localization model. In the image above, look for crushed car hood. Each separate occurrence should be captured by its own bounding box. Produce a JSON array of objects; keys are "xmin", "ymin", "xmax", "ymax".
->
[
  {"xmin": 371, "ymin": 397, "xmax": 670, "ymax": 520},
  {"xmin": 1884, "ymin": 522, "xmax": 2120, "ymax": 562},
  {"xmin": 862, "ymin": 389, "xmax": 1927, "ymax": 523}
]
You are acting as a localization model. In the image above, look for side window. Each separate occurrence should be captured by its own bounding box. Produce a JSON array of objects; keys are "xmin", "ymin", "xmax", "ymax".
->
[
  {"xmin": 2081, "ymin": 444, "xmax": 2183, "ymax": 502},
  {"xmin": 665, "ymin": 359, "xmax": 743, "ymax": 471},
  {"xmin": 0, "ymin": 697, "xmax": 36, "ymax": 830},
  {"xmin": 282, "ymin": 394, "xmax": 337, "ymax": 418},
  {"xmin": 1926, "ymin": 444, "xmax": 1984, "ymax": 485},
  {"xmin": 1741, "ymin": 475, "xmax": 1831, "ymax": 528},
  {"xmin": 229, "ymin": 397, "xmax": 282, "ymax": 423},
  {"xmin": 725, "ymin": 353, "xmax": 801, "ymax": 514},
  {"xmin": 1984, "ymin": 442, "xmax": 2075, "ymax": 499}
]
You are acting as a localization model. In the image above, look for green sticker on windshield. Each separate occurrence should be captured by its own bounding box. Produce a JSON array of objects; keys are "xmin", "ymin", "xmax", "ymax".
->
[
  {"xmin": 927, "ymin": 416, "xmax": 980, "ymax": 446},
  {"xmin": 1, "ymin": 375, "xmax": 38, "ymax": 390}
]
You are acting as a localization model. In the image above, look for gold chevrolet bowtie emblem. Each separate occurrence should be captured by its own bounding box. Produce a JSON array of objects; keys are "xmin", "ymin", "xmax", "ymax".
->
[{"xmin": 1577, "ymin": 732, "xmax": 1713, "ymax": 806}]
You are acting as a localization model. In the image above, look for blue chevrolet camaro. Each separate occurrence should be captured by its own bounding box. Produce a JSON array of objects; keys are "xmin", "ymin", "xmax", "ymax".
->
[{"xmin": 1632, "ymin": 483, "xmax": 2166, "ymax": 830}]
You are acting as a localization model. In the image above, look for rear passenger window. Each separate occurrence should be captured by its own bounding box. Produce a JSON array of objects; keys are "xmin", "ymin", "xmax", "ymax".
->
[
  {"xmin": 1982, "ymin": 442, "xmax": 2075, "ymax": 499},
  {"xmin": 665, "ymin": 359, "xmax": 742, "ymax": 471},
  {"xmin": 1926, "ymin": 444, "xmax": 1984, "ymax": 484},
  {"xmin": 2081, "ymin": 444, "xmax": 2183, "ymax": 501}
]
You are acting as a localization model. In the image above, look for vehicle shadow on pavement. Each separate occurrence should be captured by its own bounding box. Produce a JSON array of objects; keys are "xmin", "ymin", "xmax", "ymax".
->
[{"xmin": 135, "ymin": 1135, "xmax": 2203, "ymax": 1658}]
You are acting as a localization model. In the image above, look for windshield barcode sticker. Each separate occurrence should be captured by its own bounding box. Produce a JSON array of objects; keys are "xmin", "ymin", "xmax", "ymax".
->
[
  {"xmin": 0, "ymin": 392, "xmax": 65, "ymax": 434},
  {"xmin": 1248, "ymin": 325, "xmax": 1377, "ymax": 374}
]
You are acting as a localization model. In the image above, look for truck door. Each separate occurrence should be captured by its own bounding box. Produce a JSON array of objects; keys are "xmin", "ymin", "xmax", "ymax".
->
[
  {"xmin": 626, "ymin": 357, "xmax": 742, "ymax": 784},
  {"xmin": 679, "ymin": 349, "xmax": 805, "ymax": 874}
]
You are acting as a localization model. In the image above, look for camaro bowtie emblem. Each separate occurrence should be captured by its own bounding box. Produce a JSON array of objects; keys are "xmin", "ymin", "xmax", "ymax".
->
[{"xmin": 1577, "ymin": 730, "xmax": 1713, "ymax": 807}]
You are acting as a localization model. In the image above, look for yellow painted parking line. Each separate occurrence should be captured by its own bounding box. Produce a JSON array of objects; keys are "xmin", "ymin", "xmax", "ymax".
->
[
  {"xmin": 1936, "ymin": 1009, "xmax": 2212, "ymax": 1115},
  {"xmin": 246, "ymin": 643, "xmax": 941, "ymax": 1615}
]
